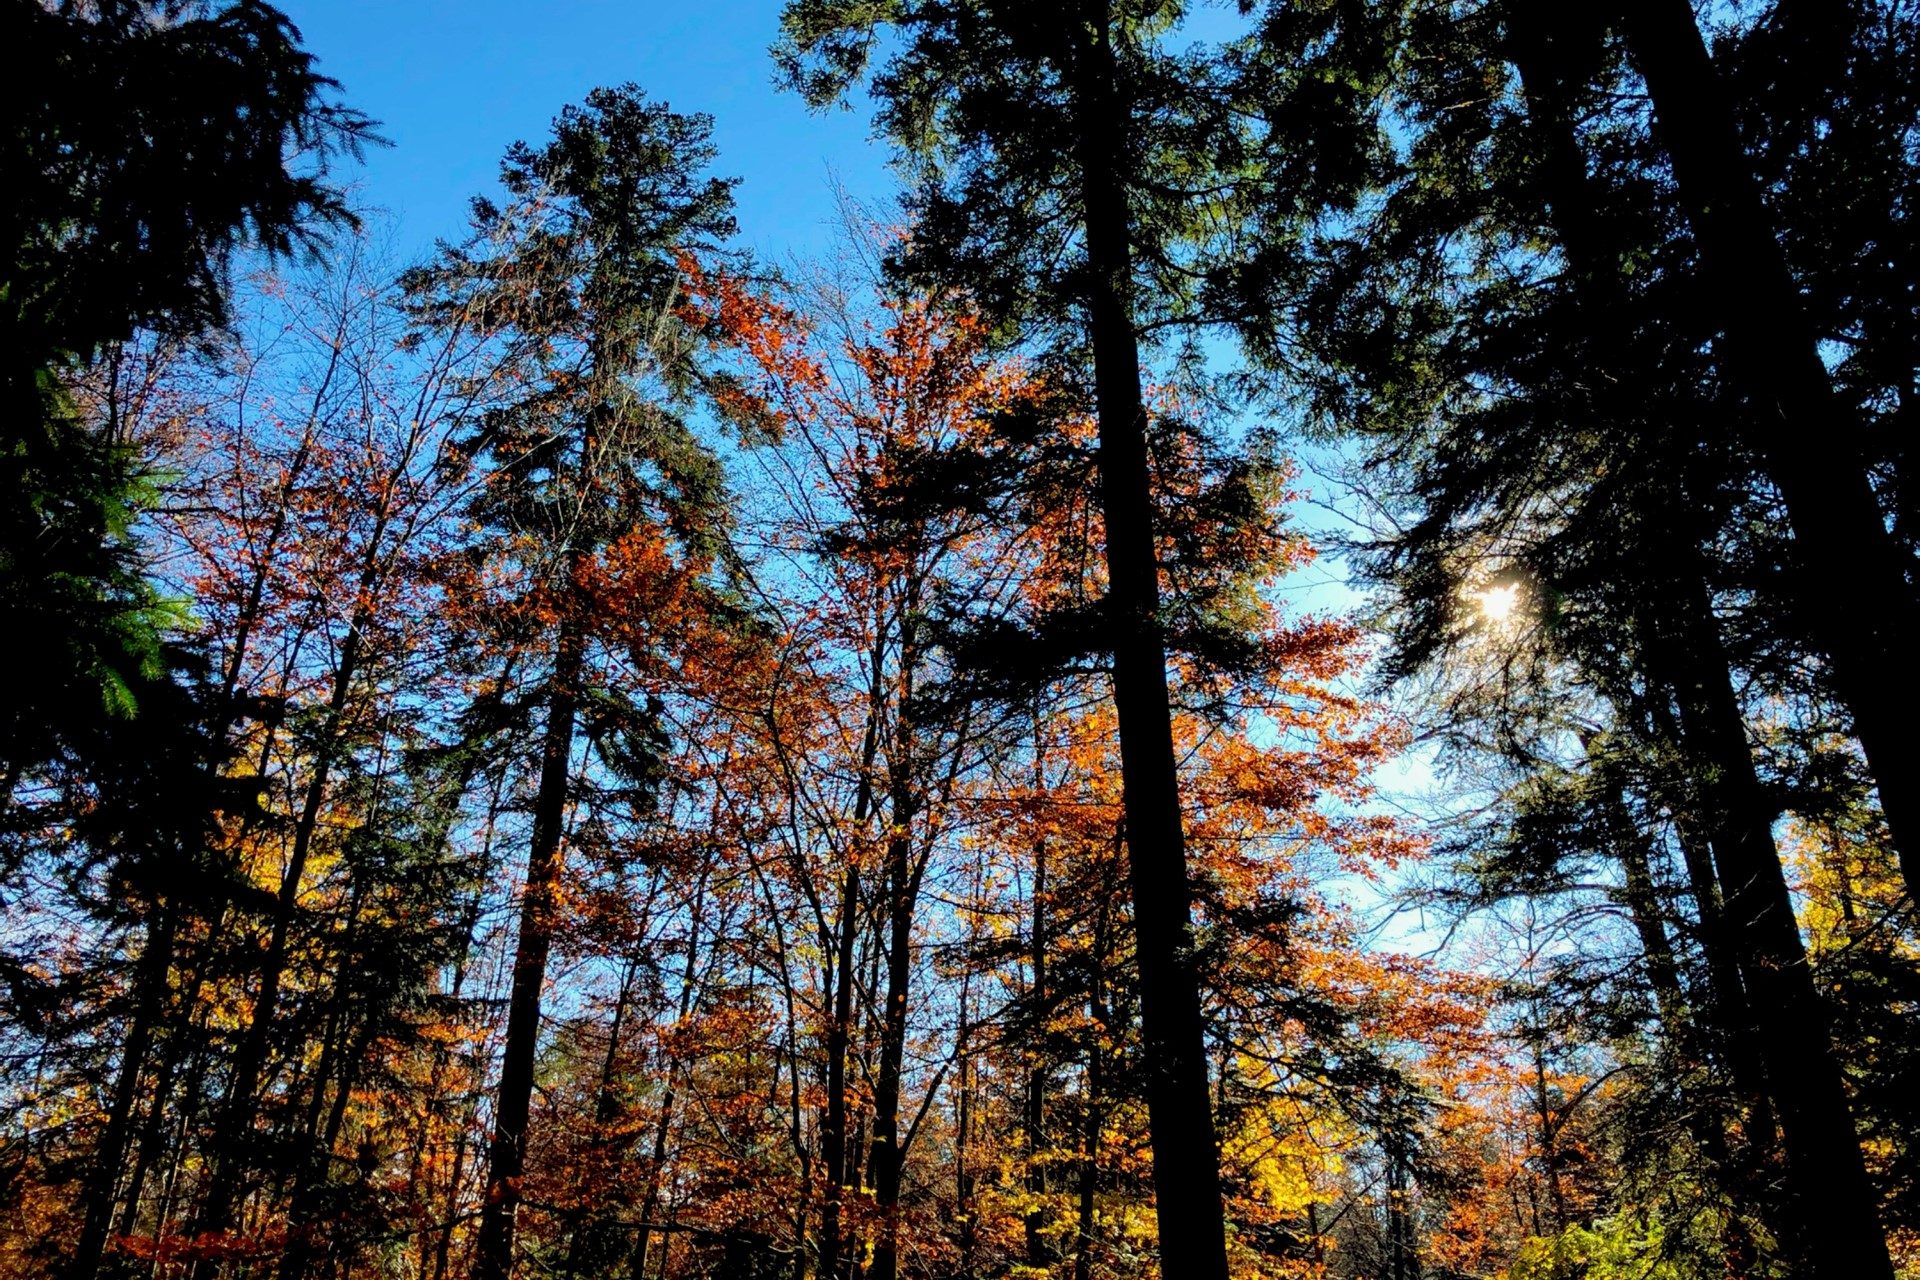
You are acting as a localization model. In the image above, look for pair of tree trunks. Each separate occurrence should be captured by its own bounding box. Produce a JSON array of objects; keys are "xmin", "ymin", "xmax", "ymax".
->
[
  {"xmin": 1508, "ymin": 11, "xmax": 1894, "ymax": 1271},
  {"xmin": 1646, "ymin": 571, "xmax": 1891, "ymax": 1280},
  {"xmin": 70, "ymin": 905, "xmax": 178, "ymax": 1280},
  {"xmin": 867, "ymin": 728, "xmax": 918, "ymax": 1280},
  {"xmin": 1624, "ymin": 2, "xmax": 1909, "ymax": 1270},
  {"xmin": 1618, "ymin": 0, "xmax": 1920, "ymax": 907},
  {"xmin": 819, "ymin": 638, "xmax": 886, "ymax": 1279}
]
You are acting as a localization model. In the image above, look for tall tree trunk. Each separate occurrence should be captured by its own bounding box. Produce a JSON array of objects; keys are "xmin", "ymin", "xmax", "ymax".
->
[
  {"xmin": 1024, "ymin": 822, "xmax": 1050, "ymax": 1268},
  {"xmin": 564, "ymin": 959, "xmax": 639, "ymax": 1279},
  {"xmin": 630, "ymin": 863, "xmax": 710, "ymax": 1280},
  {"xmin": 1646, "ymin": 570, "xmax": 1893, "ymax": 1279},
  {"xmin": 113, "ymin": 933, "xmax": 220, "ymax": 1243},
  {"xmin": 474, "ymin": 617, "xmax": 585, "ymax": 1280},
  {"xmin": 819, "ymin": 630, "xmax": 888, "ymax": 1279},
  {"xmin": 1642, "ymin": 651, "xmax": 1785, "ymax": 1175},
  {"xmin": 1505, "ymin": 25, "xmax": 1815, "ymax": 1261},
  {"xmin": 1074, "ymin": 880, "xmax": 1111, "ymax": 1280},
  {"xmin": 1069, "ymin": 6, "xmax": 1230, "ymax": 1276},
  {"xmin": 70, "ymin": 903, "xmax": 178, "ymax": 1280},
  {"xmin": 274, "ymin": 871, "xmax": 371, "ymax": 1280},
  {"xmin": 868, "ymin": 642, "xmax": 918, "ymax": 1280},
  {"xmin": 1595, "ymin": 758, "xmax": 1764, "ymax": 1273},
  {"xmin": 954, "ymin": 970, "xmax": 976, "ymax": 1280},
  {"xmin": 817, "ymin": 855, "xmax": 861, "ymax": 1280},
  {"xmin": 1618, "ymin": 0, "xmax": 1920, "ymax": 904}
]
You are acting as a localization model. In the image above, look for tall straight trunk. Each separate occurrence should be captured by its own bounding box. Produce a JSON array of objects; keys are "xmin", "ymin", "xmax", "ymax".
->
[
  {"xmin": 1069, "ymin": 6, "xmax": 1230, "ymax": 1276},
  {"xmin": 1618, "ymin": 0, "xmax": 1920, "ymax": 903},
  {"xmin": 78, "ymin": 413, "xmax": 331, "ymax": 1279},
  {"xmin": 1645, "ymin": 667, "xmax": 1784, "ymax": 1168},
  {"xmin": 474, "ymin": 617, "xmax": 586, "ymax": 1280},
  {"xmin": 1575, "ymin": 735, "xmax": 1690, "ymax": 1025},
  {"xmin": 868, "ymin": 647, "xmax": 918, "ymax": 1280},
  {"xmin": 278, "ymin": 962, "xmax": 384, "ymax": 1280},
  {"xmin": 1647, "ymin": 571, "xmax": 1893, "ymax": 1279},
  {"xmin": 1024, "ymin": 827, "xmax": 1050, "ymax": 1267},
  {"xmin": 954, "ymin": 972, "xmax": 976, "ymax": 1280},
  {"xmin": 70, "ymin": 904, "xmax": 178, "ymax": 1280},
  {"xmin": 629, "ymin": 863, "xmax": 710, "ymax": 1280},
  {"xmin": 114, "ymin": 932, "xmax": 220, "ymax": 1243},
  {"xmin": 1506, "ymin": 28, "xmax": 1803, "ymax": 1258},
  {"xmin": 412, "ymin": 826, "xmax": 497, "ymax": 1279},
  {"xmin": 1074, "ymin": 884, "xmax": 1111, "ymax": 1280},
  {"xmin": 819, "ymin": 632, "xmax": 887, "ymax": 1279},
  {"xmin": 1598, "ymin": 764, "xmax": 1763, "ymax": 1271},
  {"xmin": 1384, "ymin": 1146, "xmax": 1418, "ymax": 1280},
  {"xmin": 564, "ymin": 960, "xmax": 639, "ymax": 1279},
  {"xmin": 1615, "ymin": 832, "xmax": 1686, "ymax": 1023},
  {"xmin": 817, "ymin": 857, "xmax": 861, "ymax": 1280},
  {"xmin": 274, "ymin": 873, "xmax": 370, "ymax": 1280}
]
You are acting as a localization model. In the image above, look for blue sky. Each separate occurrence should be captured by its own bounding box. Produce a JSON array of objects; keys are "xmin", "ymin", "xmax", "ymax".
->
[
  {"xmin": 283, "ymin": 0, "xmax": 1375, "ymax": 607},
  {"xmin": 285, "ymin": 0, "xmax": 898, "ymax": 263},
  {"xmin": 277, "ymin": 1, "xmax": 1444, "ymax": 940}
]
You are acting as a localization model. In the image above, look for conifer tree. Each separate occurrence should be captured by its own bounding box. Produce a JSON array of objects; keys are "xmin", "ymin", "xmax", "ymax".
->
[{"xmin": 403, "ymin": 85, "xmax": 736, "ymax": 1280}]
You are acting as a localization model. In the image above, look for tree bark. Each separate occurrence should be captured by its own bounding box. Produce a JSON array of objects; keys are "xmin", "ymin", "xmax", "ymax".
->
[
  {"xmin": 190, "ymin": 583, "xmax": 381, "ymax": 1268},
  {"xmin": 1024, "ymin": 824, "xmax": 1051, "ymax": 1268},
  {"xmin": 630, "ymin": 862, "xmax": 710, "ymax": 1280},
  {"xmin": 819, "ymin": 635, "xmax": 887, "ymax": 1279}
]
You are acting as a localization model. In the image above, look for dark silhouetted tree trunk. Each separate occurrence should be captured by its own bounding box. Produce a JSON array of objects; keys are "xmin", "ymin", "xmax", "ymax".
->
[
  {"xmin": 1069, "ymin": 6, "xmax": 1230, "ymax": 1275},
  {"xmin": 1620, "ymin": 0, "xmax": 1920, "ymax": 908},
  {"xmin": 475, "ymin": 617, "xmax": 585, "ymax": 1280}
]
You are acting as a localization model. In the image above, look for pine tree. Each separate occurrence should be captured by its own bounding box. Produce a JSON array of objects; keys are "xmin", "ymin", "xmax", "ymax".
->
[{"xmin": 403, "ymin": 85, "xmax": 736, "ymax": 1280}]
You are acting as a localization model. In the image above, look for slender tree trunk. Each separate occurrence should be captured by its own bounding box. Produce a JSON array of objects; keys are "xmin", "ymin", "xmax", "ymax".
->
[
  {"xmin": 70, "ymin": 904, "xmax": 178, "ymax": 1280},
  {"xmin": 1024, "ymin": 823, "xmax": 1050, "ymax": 1267},
  {"xmin": 818, "ymin": 856, "xmax": 861, "ymax": 1279},
  {"xmin": 1505, "ymin": 28, "xmax": 1820, "ymax": 1262},
  {"xmin": 1068, "ymin": 6, "xmax": 1230, "ymax": 1275},
  {"xmin": 1595, "ymin": 757, "xmax": 1764, "ymax": 1273},
  {"xmin": 820, "ymin": 634, "xmax": 888, "ymax": 1279},
  {"xmin": 191, "ymin": 605, "xmax": 377, "ymax": 1268},
  {"xmin": 954, "ymin": 973, "xmax": 976, "ymax": 1280},
  {"xmin": 1384, "ymin": 1145, "xmax": 1418, "ymax": 1280},
  {"xmin": 474, "ymin": 617, "xmax": 585, "ymax": 1280},
  {"xmin": 273, "ymin": 873, "xmax": 370, "ymax": 1280},
  {"xmin": 1527, "ymin": 1021, "xmax": 1569, "ymax": 1234},
  {"xmin": 868, "ymin": 643, "xmax": 918, "ymax": 1280},
  {"xmin": 1644, "ymin": 675, "xmax": 1784, "ymax": 1163},
  {"xmin": 1618, "ymin": 0, "xmax": 1920, "ymax": 905},
  {"xmin": 564, "ymin": 960, "xmax": 639, "ymax": 1279},
  {"xmin": 1074, "ymin": 908, "xmax": 1109, "ymax": 1280},
  {"xmin": 1646, "ymin": 571, "xmax": 1893, "ymax": 1279},
  {"xmin": 630, "ymin": 864, "xmax": 710, "ymax": 1280},
  {"xmin": 114, "ymin": 937, "xmax": 220, "ymax": 1243}
]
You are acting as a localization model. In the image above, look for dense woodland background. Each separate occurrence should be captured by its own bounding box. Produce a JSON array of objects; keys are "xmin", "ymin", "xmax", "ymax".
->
[{"xmin": 3, "ymin": 1, "xmax": 1918, "ymax": 1278}]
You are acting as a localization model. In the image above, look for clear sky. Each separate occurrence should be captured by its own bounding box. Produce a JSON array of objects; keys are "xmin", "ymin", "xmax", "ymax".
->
[
  {"xmin": 283, "ymin": 0, "xmax": 1374, "ymax": 609},
  {"xmin": 283, "ymin": 0, "xmax": 898, "ymax": 264},
  {"xmin": 277, "ymin": 1, "xmax": 1435, "ymax": 939}
]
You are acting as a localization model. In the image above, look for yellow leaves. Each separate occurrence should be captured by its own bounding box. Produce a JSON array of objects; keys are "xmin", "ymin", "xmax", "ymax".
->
[{"xmin": 1217, "ymin": 1064, "xmax": 1355, "ymax": 1219}]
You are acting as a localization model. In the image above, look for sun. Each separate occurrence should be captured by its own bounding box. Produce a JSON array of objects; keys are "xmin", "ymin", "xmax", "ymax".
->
[{"xmin": 1473, "ymin": 582, "xmax": 1521, "ymax": 625}]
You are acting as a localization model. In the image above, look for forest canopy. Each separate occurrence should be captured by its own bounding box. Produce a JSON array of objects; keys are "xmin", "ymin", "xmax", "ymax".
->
[{"xmin": 1, "ymin": 2, "xmax": 1916, "ymax": 1279}]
